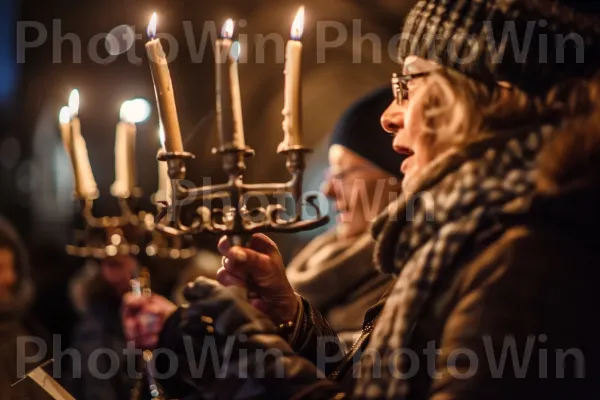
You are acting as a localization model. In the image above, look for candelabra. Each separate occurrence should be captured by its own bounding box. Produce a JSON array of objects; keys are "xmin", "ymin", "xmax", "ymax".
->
[
  {"xmin": 154, "ymin": 144, "xmax": 329, "ymax": 246},
  {"xmin": 66, "ymin": 191, "xmax": 196, "ymax": 260}
]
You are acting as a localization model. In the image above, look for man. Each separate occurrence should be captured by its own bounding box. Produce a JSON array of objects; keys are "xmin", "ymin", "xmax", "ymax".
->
[{"xmin": 287, "ymin": 86, "xmax": 403, "ymax": 346}]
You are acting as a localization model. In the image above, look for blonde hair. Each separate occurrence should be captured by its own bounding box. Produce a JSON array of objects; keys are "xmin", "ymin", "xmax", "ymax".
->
[{"xmin": 413, "ymin": 68, "xmax": 600, "ymax": 151}]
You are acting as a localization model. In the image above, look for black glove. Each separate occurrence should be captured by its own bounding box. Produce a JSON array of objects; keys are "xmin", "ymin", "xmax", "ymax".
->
[{"xmin": 155, "ymin": 277, "xmax": 342, "ymax": 400}]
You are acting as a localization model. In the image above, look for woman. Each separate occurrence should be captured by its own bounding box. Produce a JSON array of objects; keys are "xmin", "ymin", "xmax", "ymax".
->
[
  {"xmin": 123, "ymin": 0, "xmax": 600, "ymax": 398},
  {"xmin": 287, "ymin": 86, "xmax": 402, "ymax": 347}
]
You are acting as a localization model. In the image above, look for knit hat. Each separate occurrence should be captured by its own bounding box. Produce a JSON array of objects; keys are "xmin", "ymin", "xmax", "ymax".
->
[
  {"xmin": 398, "ymin": 0, "xmax": 600, "ymax": 94},
  {"xmin": 330, "ymin": 86, "xmax": 405, "ymax": 178}
]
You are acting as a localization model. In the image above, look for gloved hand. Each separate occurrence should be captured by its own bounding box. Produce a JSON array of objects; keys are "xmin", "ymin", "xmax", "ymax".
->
[
  {"xmin": 217, "ymin": 234, "xmax": 299, "ymax": 325},
  {"xmin": 165, "ymin": 277, "xmax": 335, "ymax": 400}
]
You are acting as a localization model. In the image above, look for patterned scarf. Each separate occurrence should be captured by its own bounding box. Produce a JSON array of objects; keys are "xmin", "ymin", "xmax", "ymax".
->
[{"xmin": 354, "ymin": 124, "xmax": 553, "ymax": 399}]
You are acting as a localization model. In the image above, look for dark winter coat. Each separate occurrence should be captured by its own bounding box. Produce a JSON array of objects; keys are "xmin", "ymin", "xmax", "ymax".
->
[
  {"xmin": 286, "ymin": 124, "xmax": 600, "ymax": 399},
  {"xmin": 153, "ymin": 123, "xmax": 600, "ymax": 400}
]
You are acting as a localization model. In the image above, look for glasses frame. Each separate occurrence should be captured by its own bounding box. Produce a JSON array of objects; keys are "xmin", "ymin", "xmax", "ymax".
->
[{"xmin": 391, "ymin": 71, "xmax": 435, "ymax": 104}]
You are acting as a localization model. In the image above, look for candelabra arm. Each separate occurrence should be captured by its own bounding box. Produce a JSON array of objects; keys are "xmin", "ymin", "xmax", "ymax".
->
[
  {"xmin": 154, "ymin": 144, "xmax": 330, "ymax": 240},
  {"xmin": 242, "ymin": 181, "xmax": 292, "ymax": 195},
  {"xmin": 179, "ymin": 183, "xmax": 233, "ymax": 201}
]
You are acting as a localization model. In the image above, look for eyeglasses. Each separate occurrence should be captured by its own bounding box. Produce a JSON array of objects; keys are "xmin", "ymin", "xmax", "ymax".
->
[
  {"xmin": 391, "ymin": 71, "xmax": 435, "ymax": 104},
  {"xmin": 325, "ymin": 166, "xmax": 369, "ymax": 181}
]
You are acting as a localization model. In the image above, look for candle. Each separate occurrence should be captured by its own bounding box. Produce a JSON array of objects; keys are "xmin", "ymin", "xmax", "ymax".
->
[
  {"xmin": 59, "ymin": 106, "xmax": 72, "ymax": 156},
  {"xmin": 60, "ymin": 90, "xmax": 98, "ymax": 199},
  {"xmin": 145, "ymin": 13, "xmax": 184, "ymax": 153},
  {"xmin": 112, "ymin": 101, "xmax": 137, "ymax": 198},
  {"xmin": 215, "ymin": 19, "xmax": 245, "ymax": 148},
  {"xmin": 156, "ymin": 124, "xmax": 172, "ymax": 205},
  {"xmin": 281, "ymin": 6, "xmax": 305, "ymax": 150}
]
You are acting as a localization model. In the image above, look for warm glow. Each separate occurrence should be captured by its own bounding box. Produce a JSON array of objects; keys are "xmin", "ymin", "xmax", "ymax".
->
[
  {"xmin": 59, "ymin": 106, "xmax": 71, "ymax": 124},
  {"xmin": 148, "ymin": 12, "xmax": 158, "ymax": 39},
  {"xmin": 68, "ymin": 89, "xmax": 80, "ymax": 117},
  {"xmin": 120, "ymin": 98, "xmax": 151, "ymax": 123},
  {"xmin": 221, "ymin": 18, "xmax": 234, "ymax": 39},
  {"xmin": 291, "ymin": 6, "xmax": 305, "ymax": 40},
  {"xmin": 158, "ymin": 123, "xmax": 165, "ymax": 148}
]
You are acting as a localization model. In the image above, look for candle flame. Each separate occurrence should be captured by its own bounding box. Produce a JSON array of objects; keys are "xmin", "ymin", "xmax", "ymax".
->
[
  {"xmin": 120, "ymin": 98, "xmax": 151, "ymax": 123},
  {"xmin": 291, "ymin": 6, "xmax": 305, "ymax": 40},
  {"xmin": 158, "ymin": 123, "xmax": 166, "ymax": 148},
  {"xmin": 59, "ymin": 106, "xmax": 71, "ymax": 124},
  {"xmin": 148, "ymin": 12, "xmax": 158, "ymax": 39},
  {"xmin": 68, "ymin": 89, "xmax": 80, "ymax": 117},
  {"xmin": 221, "ymin": 18, "xmax": 234, "ymax": 39}
]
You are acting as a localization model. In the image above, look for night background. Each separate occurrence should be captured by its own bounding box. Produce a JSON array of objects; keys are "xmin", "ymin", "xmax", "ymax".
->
[{"xmin": 0, "ymin": 0, "xmax": 414, "ymax": 352}]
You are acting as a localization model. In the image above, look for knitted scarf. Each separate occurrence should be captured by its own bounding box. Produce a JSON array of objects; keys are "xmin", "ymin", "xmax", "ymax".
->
[
  {"xmin": 354, "ymin": 124, "xmax": 553, "ymax": 399},
  {"xmin": 287, "ymin": 230, "xmax": 382, "ymax": 311}
]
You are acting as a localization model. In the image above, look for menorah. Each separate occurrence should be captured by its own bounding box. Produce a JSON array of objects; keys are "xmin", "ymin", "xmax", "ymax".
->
[
  {"xmin": 148, "ymin": 10, "xmax": 329, "ymax": 245},
  {"xmin": 154, "ymin": 144, "xmax": 329, "ymax": 246},
  {"xmin": 66, "ymin": 193, "xmax": 196, "ymax": 260}
]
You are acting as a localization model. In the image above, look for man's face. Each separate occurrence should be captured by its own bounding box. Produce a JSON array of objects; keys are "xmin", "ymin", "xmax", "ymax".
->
[
  {"xmin": 321, "ymin": 145, "xmax": 397, "ymax": 239},
  {"xmin": 0, "ymin": 248, "xmax": 17, "ymax": 301},
  {"xmin": 101, "ymin": 255, "xmax": 137, "ymax": 295}
]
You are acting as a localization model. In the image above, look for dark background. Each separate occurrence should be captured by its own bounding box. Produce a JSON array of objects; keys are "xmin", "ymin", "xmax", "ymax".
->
[{"xmin": 0, "ymin": 0, "xmax": 414, "ymax": 347}]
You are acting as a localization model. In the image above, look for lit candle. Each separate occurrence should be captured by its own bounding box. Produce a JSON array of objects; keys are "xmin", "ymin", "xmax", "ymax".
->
[
  {"xmin": 111, "ymin": 100, "xmax": 137, "ymax": 198},
  {"xmin": 145, "ymin": 13, "xmax": 184, "ymax": 153},
  {"xmin": 60, "ymin": 89, "xmax": 98, "ymax": 199},
  {"xmin": 281, "ymin": 6, "xmax": 305, "ymax": 150},
  {"xmin": 215, "ymin": 19, "xmax": 245, "ymax": 149},
  {"xmin": 59, "ymin": 106, "xmax": 72, "ymax": 158},
  {"xmin": 156, "ymin": 124, "xmax": 172, "ymax": 205}
]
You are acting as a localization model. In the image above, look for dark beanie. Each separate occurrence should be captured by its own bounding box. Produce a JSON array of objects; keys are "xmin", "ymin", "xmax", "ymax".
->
[
  {"xmin": 329, "ymin": 86, "xmax": 405, "ymax": 178},
  {"xmin": 398, "ymin": 0, "xmax": 600, "ymax": 94}
]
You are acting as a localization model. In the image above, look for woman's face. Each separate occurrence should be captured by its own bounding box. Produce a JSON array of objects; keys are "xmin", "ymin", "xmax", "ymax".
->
[
  {"xmin": 381, "ymin": 56, "xmax": 441, "ymax": 190},
  {"xmin": 321, "ymin": 145, "xmax": 399, "ymax": 239}
]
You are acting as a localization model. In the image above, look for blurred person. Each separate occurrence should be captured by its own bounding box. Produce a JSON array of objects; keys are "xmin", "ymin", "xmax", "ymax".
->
[
  {"xmin": 286, "ymin": 86, "xmax": 403, "ymax": 346},
  {"xmin": 66, "ymin": 255, "xmax": 139, "ymax": 400},
  {"xmin": 123, "ymin": 1, "xmax": 600, "ymax": 399},
  {"xmin": 0, "ymin": 217, "xmax": 50, "ymax": 399},
  {"xmin": 67, "ymin": 249, "xmax": 220, "ymax": 399}
]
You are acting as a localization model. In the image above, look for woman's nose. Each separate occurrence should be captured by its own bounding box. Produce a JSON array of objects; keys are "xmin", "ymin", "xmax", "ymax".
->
[{"xmin": 381, "ymin": 101, "xmax": 405, "ymax": 135}]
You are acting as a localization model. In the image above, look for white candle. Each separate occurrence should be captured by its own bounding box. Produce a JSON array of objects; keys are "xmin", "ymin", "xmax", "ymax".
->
[
  {"xmin": 156, "ymin": 124, "xmax": 172, "ymax": 205},
  {"xmin": 230, "ymin": 40, "xmax": 245, "ymax": 148},
  {"xmin": 215, "ymin": 19, "xmax": 245, "ymax": 149},
  {"xmin": 145, "ymin": 13, "xmax": 184, "ymax": 153},
  {"xmin": 281, "ymin": 6, "xmax": 304, "ymax": 150},
  {"xmin": 59, "ymin": 106, "xmax": 72, "ymax": 156},
  {"xmin": 111, "ymin": 101, "xmax": 137, "ymax": 198},
  {"xmin": 71, "ymin": 118, "xmax": 98, "ymax": 199},
  {"xmin": 60, "ymin": 90, "xmax": 98, "ymax": 199}
]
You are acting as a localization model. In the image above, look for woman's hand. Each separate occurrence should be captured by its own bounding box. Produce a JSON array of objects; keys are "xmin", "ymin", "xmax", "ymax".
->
[
  {"xmin": 216, "ymin": 234, "xmax": 299, "ymax": 325},
  {"xmin": 121, "ymin": 292, "xmax": 177, "ymax": 349}
]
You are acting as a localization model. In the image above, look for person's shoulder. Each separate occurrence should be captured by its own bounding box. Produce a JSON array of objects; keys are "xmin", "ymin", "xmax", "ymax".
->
[{"xmin": 459, "ymin": 224, "xmax": 598, "ymax": 300}]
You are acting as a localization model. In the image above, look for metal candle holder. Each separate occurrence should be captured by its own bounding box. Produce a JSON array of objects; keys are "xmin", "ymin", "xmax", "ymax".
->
[
  {"xmin": 66, "ymin": 192, "xmax": 196, "ymax": 260},
  {"xmin": 154, "ymin": 143, "xmax": 329, "ymax": 246}
]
